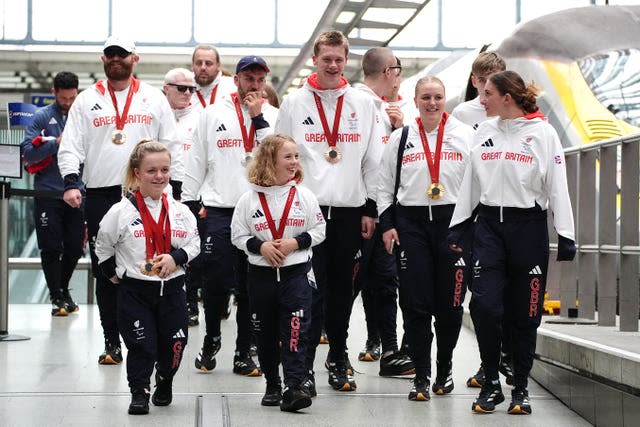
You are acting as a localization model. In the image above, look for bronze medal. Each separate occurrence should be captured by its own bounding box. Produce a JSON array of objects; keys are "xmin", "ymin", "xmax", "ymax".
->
[
  {"xmin": 140, "ymin": 260, "xmax": 159, "ymax": 276},
  {"xmin": 324, "ymin": 147, "xmax": 342, "ymax": 163},
  {"xmin": 112, "ymin": 129, "xmax": 127, "ymax": 145},
  {"xmin": 427, "ymin": 183, "xmax": 445, "ymax": 200}
]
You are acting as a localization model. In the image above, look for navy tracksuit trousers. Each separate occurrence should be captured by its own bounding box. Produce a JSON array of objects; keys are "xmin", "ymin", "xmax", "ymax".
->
[
  {"xmin": 353, "ymin": 227, "xmax": 399, "ymax": 353},
  {"xmin": 86, "ymin": 186, "xmax": 123, "ymax": 343},
  {"xmin": 118, "ymin": 276, "xmax": 188, "ymax": 392},
  {"xmin": 308, "ymin": 206, "xmax": 362, "ymax": 369},
  {"xmin": 247, "ymin": 262, "xmax": 312, "ymax": 388},
  {"xmin": 200, "ymin": 207, "xmax": 251, "ymax": 354},
  {"xmin": 470, "ymin": 205, "xmax": 549, "ymax": 390},
  {"xmin": 34, "ymin": 197, "xmax": 85, "ymax": 297},
  {"xmin": 395, "ymin": 205, "xmax": 469, "ymax": 380}
]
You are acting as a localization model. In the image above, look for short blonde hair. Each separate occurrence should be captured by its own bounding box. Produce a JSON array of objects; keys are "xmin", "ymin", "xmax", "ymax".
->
[{"xmin": 247, "ymin": 134, "xmax": 303, "ymax": 186}]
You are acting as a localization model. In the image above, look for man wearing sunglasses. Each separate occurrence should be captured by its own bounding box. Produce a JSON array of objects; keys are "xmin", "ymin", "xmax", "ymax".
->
[
  {"xmin": 58, "ymin": 36, "xmax": 183, "ymax": 376},
  {"xmin": 183, "ymin": 55, "xmax": 279, "ymax": 380},
  {"xmin": 351, "ymin": 46, "xmax": 415, "ymax": 380},
  {"xmin": 191, "ymin": 44, "xmax": 236, "ymax": 111},
  {"xmin": 163, "ymin": 68, "xmax": 203, "ymax": 329}
]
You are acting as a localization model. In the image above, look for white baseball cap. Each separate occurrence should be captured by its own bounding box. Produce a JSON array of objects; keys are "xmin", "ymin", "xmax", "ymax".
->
[{"xmin": 103, "ymin": 36, "xmax": 136, "ymax": 53}]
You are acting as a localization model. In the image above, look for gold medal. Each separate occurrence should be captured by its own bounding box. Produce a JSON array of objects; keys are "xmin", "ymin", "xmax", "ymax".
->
[
  {"xmin": 427, "ymin": 182, "xmax": 445, "ymax": 200},
  {"xmin": 324, "ymin": 147, "xmax": 342, "ymax": 163},
  {"xmin": 112, "ymin": 129, "xmax": 127, "ymax": 145},
  {"xmin": 241, "ymin": 154, "xmax": 252, "ymax": 167}
]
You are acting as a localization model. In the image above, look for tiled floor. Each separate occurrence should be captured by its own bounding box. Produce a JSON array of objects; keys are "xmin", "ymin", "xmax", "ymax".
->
[{"xmin": 0, "ymin": 301, "xmax": 591, "ymax": 427}]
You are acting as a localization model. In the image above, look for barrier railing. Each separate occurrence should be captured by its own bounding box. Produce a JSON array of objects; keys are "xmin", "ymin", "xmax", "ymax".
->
[{"xmin": 553, "ymin": 132, "xmax": 640, "ymax": 332}]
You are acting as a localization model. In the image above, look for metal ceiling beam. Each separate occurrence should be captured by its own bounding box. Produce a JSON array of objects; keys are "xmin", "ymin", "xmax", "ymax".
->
[{"xmin": 276, "ymin": 0, "xmax": 431, "ymax": 96}]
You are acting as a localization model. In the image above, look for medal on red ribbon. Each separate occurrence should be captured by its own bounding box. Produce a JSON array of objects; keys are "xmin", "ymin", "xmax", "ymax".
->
[
  {"xmin": 416, "ymin": 112, "xmax": 448, "ymax": 200},
  {"xmin": 313, "ymin": 93, "xmax": 344, "ymax": 163},
  {"xmin": 107, "ymin": 79, "xmax": 138, "ymax": 145},
  {"xmin": 134, "ymin": 191, "xmax": 172, "ymax": 276},
  {"xmin": 258, "ymin": 187, "xmax": 297, "ymax": 241},
  {"xmin": 232, "ymin": 93, "xmax": 256, "ymax": 167}
]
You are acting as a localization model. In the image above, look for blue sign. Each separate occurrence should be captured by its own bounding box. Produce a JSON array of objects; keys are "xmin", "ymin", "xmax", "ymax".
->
[{"xmin": 7, "ymin": 102, "xmax": 37, "ymax": 127}]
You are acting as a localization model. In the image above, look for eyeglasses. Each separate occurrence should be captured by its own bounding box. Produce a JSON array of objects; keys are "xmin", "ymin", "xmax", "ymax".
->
[
  {"xmin": 386, "ymin": 66, "xmax": 402, "ymax": 76},
  {"xmin": 166, "ymin": 83, "xmax": 197, "ymax": 94},
  {"xmin": 104, "ymin": 48, "xmax": 131, "ymax": 59}
]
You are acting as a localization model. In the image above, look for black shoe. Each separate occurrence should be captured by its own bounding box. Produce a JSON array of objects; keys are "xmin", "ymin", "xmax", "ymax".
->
[
  {"xmin": 98, "ymin": 339, "xmax": 123, "ymax": 365},
  {"xmin": 432, "ymin": 361, "xmax": 454, "ymax": 395},
  {"xmin": 327, "ymin": 360, "xmax": 356, "ymax": 391},
  {"xmin": 408, "ymin": 376, "xmax": 430, "ymax": 401},
  {"xmin": 232, "ymin": 352, "xmax": 262, "ymax": 376},
  {"xmin": 499, "ymin": 353, "xmax": 514, "ymax": 386},
  {"xmin": 62, "ymin": 289, "xmax": 79, "ymax": 313},
  {"xmin": 325, "ymin": 351, "xmax": 354, "ymax": 376},
  {"xmin": 379, "ymin": 350, "xmax": 415, "ymax": 376},
  {"xmin": 194, "ymin": 335, "xmax": 221, "ymax": 371},
  {"xmin": 50, "ymin": 290, "xmax": 68, "ymax": 317},
  {"xmin": 280, "ymin": 387, "xmax": 312, "ymax": 412},
  {"xmin": 466, "ymin": 365, "xmax": 485, "ymax": 388},
  {"xmin": 128, "ymin": 389, "xmax": 150, "ymax": 415},
  {"xmin": 358, "ymin": 338, "xmax": 381, "ymax": 362},
  {"xmin": 261, "ymin": 383, "xmax": 282, "ymax": 406},
  {"xmin": 508, "ymin": 388, "xmax": 532, "ymax": 415},
  {"xmin": 151, "ymin": 372, "xmax": 173, "ymax": 406},
  {"xmin": 187, "ymin": 304, "xmax": 199, "ymax": 327},
  {"xmin": 472, "ymin": 380, "xmax": 505, "ymax": 413},
  {"xmin": 301, "ymin": 371, "xmax": 317, "ymax": 397}
]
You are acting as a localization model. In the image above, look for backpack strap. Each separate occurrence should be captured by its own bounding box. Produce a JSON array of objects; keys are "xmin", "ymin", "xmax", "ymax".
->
[{"xmin": 393, "ymin": 125, "xmax": 409, "ymax": 205}]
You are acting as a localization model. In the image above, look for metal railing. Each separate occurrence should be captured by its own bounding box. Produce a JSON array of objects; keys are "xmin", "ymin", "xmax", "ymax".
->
[
  {"xmin": 8, "ymin": 257, "xmax": 94, "ymax": 305},
  {"xmin": 552, "ymin": 132, "xmax": 640, "ymax": 331}
]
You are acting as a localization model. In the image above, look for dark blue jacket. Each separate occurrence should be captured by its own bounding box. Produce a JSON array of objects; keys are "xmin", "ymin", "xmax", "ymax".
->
[{"xmin": 20, "ymin": 102, "xmax": 84, "ymax": 194}]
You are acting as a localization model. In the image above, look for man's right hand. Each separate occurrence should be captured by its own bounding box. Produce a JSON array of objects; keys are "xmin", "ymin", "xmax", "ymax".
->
[{"xmin": 63, "ymin": 188, "xmax": 82, "ymax": 208}]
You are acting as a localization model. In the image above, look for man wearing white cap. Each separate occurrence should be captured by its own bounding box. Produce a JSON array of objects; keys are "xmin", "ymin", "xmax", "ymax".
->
[
  {"xmin": 58, "ymin": 36, "xmax": 184, "ymax": 374},
  {"xmin": 183, "ymin": 55, "xmax": 278, "ymax": 380}
]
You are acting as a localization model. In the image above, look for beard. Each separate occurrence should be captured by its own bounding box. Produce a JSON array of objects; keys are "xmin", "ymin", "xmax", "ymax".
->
[
  {"xmin": 104, "ymin": 61, "xmax": 134, "ymax": 81},
  {"xmin": 195, "ymin": 73, "xmax": 215, "ymax": 87}
]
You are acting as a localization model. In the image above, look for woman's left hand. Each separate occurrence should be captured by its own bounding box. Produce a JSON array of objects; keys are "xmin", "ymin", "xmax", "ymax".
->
[
  {"xmin": 152, "ymin": 254, "xmax": 178, "ymax": 278},
  {"xmin": 273, "ymin": 238, "xmax": 299, "ymax": 257}
]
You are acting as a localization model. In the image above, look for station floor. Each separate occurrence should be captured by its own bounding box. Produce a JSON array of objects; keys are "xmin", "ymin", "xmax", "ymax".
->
[{"xmin": 0, "ymin": 299, "xmax": 590, "ymax": 427}]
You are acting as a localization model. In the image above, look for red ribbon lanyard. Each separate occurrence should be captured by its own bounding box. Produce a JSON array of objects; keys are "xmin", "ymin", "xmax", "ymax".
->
[
  {"xmin": 232, "ymin": 93, "xmax": 256, "ymax": 154},
  {"xmin": 196, "ymin": 84, "xmax": 218, "ymax": 108},
  {"xmin": 135, "ymin": 191, "xmax": 172, "ymax": 260},
  {"xmin": 107, "ymin": 79, "xmax": 138, "ymax": 131},
  {"xmin": 258, "ymin": 187, "xmax": 297, "ymax": 240},
  {"xmin": 313, "ymin": 93, "xmax": 344, "ymax": 149},
  {"xmin": 416, "ymin": 112, "xmax": 448, "ymax": 185}
]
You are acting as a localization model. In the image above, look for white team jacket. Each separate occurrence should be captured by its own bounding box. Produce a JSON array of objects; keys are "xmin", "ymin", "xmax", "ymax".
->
[
  {"xmin": 274, "ymin": 75, "xmax": 383, "ymax": 207},
  {"xmin": 191, "ymin": 72, "xmax": 236, "ymax": 113},
  {"xmin": 231, "ymin": 181, "xmax": 326, "ymax": 267},
  {"xmin": 95, "ymin": 194, "xmax": 200, "ymax": 281},
  {"xmin": 181, "ymin": 94, "xmax": 279, "ymax": 206},
  {"xmin": 58, "ymin": 79, "xmax": 183, "ymax": 188},
  {"xmin": 451, "ymin": 96, "xmax": 488, "ymax": 130},
  {"xmin": 450, "ymin": 116, "xmax": 575, "ymax": 241},
  {"xmin": 377, "ymin": 115, "xmax": 474, "ymax": 215}
]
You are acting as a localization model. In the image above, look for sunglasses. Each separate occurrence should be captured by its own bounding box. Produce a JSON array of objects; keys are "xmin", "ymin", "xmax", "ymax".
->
[
  {"xmin": 104, "ymin": 47, "xmax": 131, "ymax": 59},
  {"xmin": 166, "ymin": 83, "xmax": 196, "ymax": 94},
  {"xmin": 386, "ymin": 66, "xmax": 402, "ymax": 76}
]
